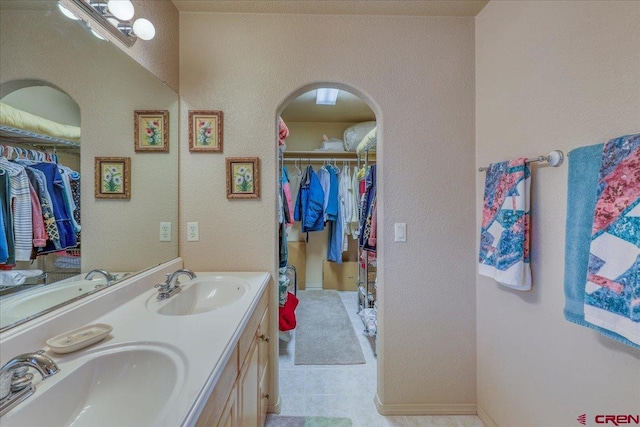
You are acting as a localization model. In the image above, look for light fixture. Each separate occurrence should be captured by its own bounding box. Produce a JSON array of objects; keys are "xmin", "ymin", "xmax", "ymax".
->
[
  {"xmin": 316, "ymin": 88, "xmax": 339, "ymax": 105},
  {"xmin": 90, "ymin": 26, "xmax": 107, "ymax": 40},
  {"xmin": 57, "ymin": 3, "xmax": 80, "ymax": 20},
  {"xmin": 107, "ymin": 0, "xmax": 134, "ymax": 21},
  {"xmin": 59, "ymin": 0, "xmax": 156, "ymax": 46},
  {"xmin": 132, "ymin": 18, "xmax": 155, "ymax": 41}
]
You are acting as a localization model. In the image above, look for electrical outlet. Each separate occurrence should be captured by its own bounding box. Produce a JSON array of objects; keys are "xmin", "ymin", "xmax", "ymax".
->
[
  {"xmin": 159, "ymin": 222, "xmax": 171, "ymax": 241},
  {"xmin": 187, "ymin": 222, "xmax": 199, "ymax": 242}
]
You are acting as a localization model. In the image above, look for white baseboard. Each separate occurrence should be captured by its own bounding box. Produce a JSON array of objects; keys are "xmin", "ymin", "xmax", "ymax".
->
[
  {"xmin": 477, "ymin": 406, "xmax": 498, "ymax": 427},
  {"xmin": 374, "ymin": 393, "xmax": 477, "ymax": 415}
]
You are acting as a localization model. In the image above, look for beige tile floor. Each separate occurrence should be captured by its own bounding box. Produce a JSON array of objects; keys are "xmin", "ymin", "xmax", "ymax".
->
[{"xmin": 275, "ymin": 290, "xmax": 484, "ymax": 427}]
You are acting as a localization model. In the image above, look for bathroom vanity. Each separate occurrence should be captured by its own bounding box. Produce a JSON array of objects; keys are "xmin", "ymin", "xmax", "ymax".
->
[{"xmin": 0, "ymin": 258, "xmax": 271, "ymax": 427}]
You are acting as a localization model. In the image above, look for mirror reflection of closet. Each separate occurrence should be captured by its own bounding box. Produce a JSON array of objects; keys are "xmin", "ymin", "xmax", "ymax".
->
[{"xmin": 1, "ymin": 85, "xmax": 82, "ymax": 294}]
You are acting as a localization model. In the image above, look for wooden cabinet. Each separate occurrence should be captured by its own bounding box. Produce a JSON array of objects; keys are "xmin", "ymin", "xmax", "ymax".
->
[
  {"xmin": 196, "ymin": 288, "xmax": 270, "ymax": 427},
  {"xmin": 238, "ymin": 339, "xmax": 259, "ymax": 426}
]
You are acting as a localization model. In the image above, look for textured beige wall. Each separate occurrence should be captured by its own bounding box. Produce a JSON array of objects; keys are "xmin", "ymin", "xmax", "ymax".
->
[
  {"xmin": 476, "ymin": 2, "xmax": 640, "ymax": 426},
  {"xmin": 1, "ymin": 5, "xmax": 179, "ymax": 273},
  {"xmin": 180, "ymin": 13, "xmax": 476, "ymax": 411}
]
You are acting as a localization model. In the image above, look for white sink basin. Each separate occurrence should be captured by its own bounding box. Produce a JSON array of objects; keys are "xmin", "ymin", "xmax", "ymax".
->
[
  {"xmin": 1, "ymin": 343, "xmax": 186, "ymax": 427},
  {"xmin": 149, "ymin": 276, "xmax": 249, "ymax": 316}
]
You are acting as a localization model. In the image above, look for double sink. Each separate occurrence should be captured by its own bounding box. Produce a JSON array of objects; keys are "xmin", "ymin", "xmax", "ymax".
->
[{"xmin": 0, "ymin": 270, "xmax": 268, "ymax": 427}]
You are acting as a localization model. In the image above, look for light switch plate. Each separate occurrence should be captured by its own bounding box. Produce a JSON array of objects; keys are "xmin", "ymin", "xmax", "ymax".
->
[{"xmin": 394, "ymin": 223, "xmax": 406, "ymax": 242}]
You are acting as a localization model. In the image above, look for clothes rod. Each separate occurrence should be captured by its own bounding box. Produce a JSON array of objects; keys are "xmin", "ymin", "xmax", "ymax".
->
[
  {"xmin": 478, "ymin": 150, "xmax": 564, "ymax": 172},
  {"xmin": 283, "ymin": 157, "xmax": 358, "ymax": 163}
]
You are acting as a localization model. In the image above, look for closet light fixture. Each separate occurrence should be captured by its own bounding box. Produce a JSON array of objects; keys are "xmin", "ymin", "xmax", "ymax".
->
[
  {"xmin": 59, "ymin": 0, "xmax": 156, "ymax": 46},
  {"xmin": 316, "ymin": 88, "xmax": 339, "ymax": 105}
]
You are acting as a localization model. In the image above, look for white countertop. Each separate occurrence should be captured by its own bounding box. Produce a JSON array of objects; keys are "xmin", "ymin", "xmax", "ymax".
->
[{"xmin": 0, "ymin": 266, "xmax": 270, "ymax": 427}]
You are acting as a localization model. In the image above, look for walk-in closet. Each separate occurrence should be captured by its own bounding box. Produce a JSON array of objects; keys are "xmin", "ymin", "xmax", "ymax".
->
[
  {"xmin": 274, "ymin": 86, "xmax": 379, "ymax": 421},
  {"xmin": 0, "ymin": 86, "xmax": 81, "ymax": 294}
]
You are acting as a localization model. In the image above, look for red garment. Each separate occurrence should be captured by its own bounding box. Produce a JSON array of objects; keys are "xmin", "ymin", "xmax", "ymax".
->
[{"xmin": 279, "ymin": 291, "xmax": 298, "ymax": 331}]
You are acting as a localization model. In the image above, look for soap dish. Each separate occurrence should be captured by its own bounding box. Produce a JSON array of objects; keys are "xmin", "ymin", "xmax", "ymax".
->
[{"xmin": 46, "ymin": 323, "xmax": 113, "ymax": 354}]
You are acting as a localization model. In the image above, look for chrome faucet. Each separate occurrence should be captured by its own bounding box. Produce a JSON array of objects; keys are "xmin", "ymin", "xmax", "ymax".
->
[
  {"xmin": 85, "ymin": 269, "xmax": 117, "ymax": 284},
  {"xmin": 155, "ymin": 269, "xmax": 196, "ymax": 300},
  {"xmin": 0, "ymin": 350, "xmax": 59, "ymax": 416}
]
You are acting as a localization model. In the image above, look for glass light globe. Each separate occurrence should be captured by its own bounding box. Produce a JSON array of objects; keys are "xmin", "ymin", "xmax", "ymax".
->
[
  {"xmin": 133, "ymin": 18, "xmax": 155, "ymax": 40},
  {"xmin": 107, "ymin": 0, "xmax": 134, "ymax": 21},
  {"xmin": 90, "ymin": 28, "xmax": 107, "ymax": 41},
  {"xmin": 57, "ymin": 3, "xmax": 79, "ymax": 20}
]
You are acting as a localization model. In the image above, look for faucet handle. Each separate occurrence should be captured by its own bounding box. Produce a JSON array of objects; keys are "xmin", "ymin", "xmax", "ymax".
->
[{"xmin": 10, "ymin": 367, "xmax": 33, "ymax": 393}]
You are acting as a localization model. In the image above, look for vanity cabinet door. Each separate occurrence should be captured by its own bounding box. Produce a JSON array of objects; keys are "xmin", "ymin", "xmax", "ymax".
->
[
  {"xmin": 258, "ymin": 306, "xmax": 269, "ymax": 378},
  {"xmin": 259, "ymin": 360, "xmax": 269, "ymax": 427},
  {"xmin": 217, "ymin": 385, "xmax": 238, "ymax": 427},
  {"xmin": 238, "ymin": 338, "xmax": 259, "ymax": 427}
]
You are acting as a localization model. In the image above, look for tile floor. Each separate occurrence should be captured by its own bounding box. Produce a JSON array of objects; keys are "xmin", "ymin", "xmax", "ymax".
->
[{"xmin": 274, "ymin": 290, "xmax": 485, "ymax": 427}]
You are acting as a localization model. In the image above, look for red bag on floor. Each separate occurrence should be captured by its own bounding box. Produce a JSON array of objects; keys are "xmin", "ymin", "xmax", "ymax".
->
[{"xmin": 279, "ymin": 292, "xmax": 298, "ymax": 331}]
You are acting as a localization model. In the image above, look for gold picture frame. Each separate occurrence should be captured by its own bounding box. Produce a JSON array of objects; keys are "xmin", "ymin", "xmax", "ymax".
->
[
  {"xmin": 95, "ymin": 157, "xmax": 131, "ymax": 199},
  {"xmin": 189, "ymin": 110, "xmax": 223, "ymax": 152},
  {"xmin": 134, "ymin": 110, "xmax": 169, "ymax": 152},
  {"xmin": 226, "ymin": 157, "xmax": 260, "ymax": 199}
]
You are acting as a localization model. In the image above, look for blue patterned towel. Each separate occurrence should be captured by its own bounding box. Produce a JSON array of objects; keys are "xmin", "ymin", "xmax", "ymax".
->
[
  {"xmin": 479, "ymin": 158, "xmax": 531, "ymax": 290},
  {"xmin": 583, "ymin": 133, "xmax": 640, "ymax": 346}
]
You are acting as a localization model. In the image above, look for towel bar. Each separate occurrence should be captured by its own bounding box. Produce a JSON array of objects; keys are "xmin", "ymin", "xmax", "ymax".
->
[{"xmin": 478, "ymin": 150, "xmax": 564, "ymax": 172}]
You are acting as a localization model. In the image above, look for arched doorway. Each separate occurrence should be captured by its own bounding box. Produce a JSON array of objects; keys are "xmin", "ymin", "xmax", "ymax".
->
[{"xmin": 274, "ymin": 83, "xmax": 381, "ymax": 420}]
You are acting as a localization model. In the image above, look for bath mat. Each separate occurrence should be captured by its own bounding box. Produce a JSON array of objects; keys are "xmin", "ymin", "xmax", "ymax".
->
[
  {"xmin": 265, "ymin": 415, "xmax": 352, "ymax": 427},
  {"xmin": 294, "ymin": 290, "xmax": 365, "ymax": 365}
]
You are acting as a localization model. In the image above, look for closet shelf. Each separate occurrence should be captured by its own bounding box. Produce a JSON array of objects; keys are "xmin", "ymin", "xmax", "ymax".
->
[
  {"xmin": 0, "ymin": 124, "xmax": 80, "ymax": 149},
  {"xmin": 283, "ymin": 150, "xmax": 375, "ymax": 161}
]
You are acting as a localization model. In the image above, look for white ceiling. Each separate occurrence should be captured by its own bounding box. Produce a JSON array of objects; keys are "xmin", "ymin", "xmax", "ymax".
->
[{"xmin": 171, "ymin": 1, "xmax": 489, "ymax": 16}]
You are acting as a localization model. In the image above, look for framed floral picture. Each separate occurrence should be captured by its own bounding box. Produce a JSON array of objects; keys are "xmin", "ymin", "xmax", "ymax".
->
[
  {"xmin": 95, "ymin": 157, "xmax": 131, "ymax": 199},
  {"xmin": 226, "ymin": 157, "xmax": 260, "ymax": 199},
  {"xmin": 189, "ymin": 110, "xmax": 223, "ymax": 152},
  {"xmin": 134, "ymin": 110, "xmax": 169, "ymax": 152}
]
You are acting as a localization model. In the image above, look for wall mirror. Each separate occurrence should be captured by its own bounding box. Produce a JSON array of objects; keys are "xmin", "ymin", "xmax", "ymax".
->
[{"xmin": 0, "ymin": 0, "xmax": 179, "ymax": 331}]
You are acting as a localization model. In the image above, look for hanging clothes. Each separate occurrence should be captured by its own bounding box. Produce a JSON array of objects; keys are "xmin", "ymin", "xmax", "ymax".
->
[
  {"xmin": 282, "ymin": 166, "xmax": 294, "ymax": 226},
  {"xmin": 25, "ymin": 167, "xmax": 61, "ymax": 251},
  {"xmin": 0, "ymin": 158, "xmax": 33, "ymax": 262},
  {"xmin": 359, "ymin": 164, "xmax": 377, "ymax": 250},
  {"xmin": 317, "ymin": 166, "xmax": 331, "ymax": 221},
  {"xmin": 339, "ymin": 164, "xmax": 351, "ymax": 252},
  {"xmin": 349, "ymin": 165, "xmax": 360, "ymax": 238},
  {"xmin": 0, "ymin": 170, "xmax": 13, "ymax": 264},
  {"xmin": 20, "ymin": 161, "xmax": 77, "ymax": 253},
  {"xmin": 326, "ymin": 165, "xmax": 343, "ymax": 263},
  {"xmin": 294, "ymin": 165, "xmax": 325, "ymax": 235}
]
